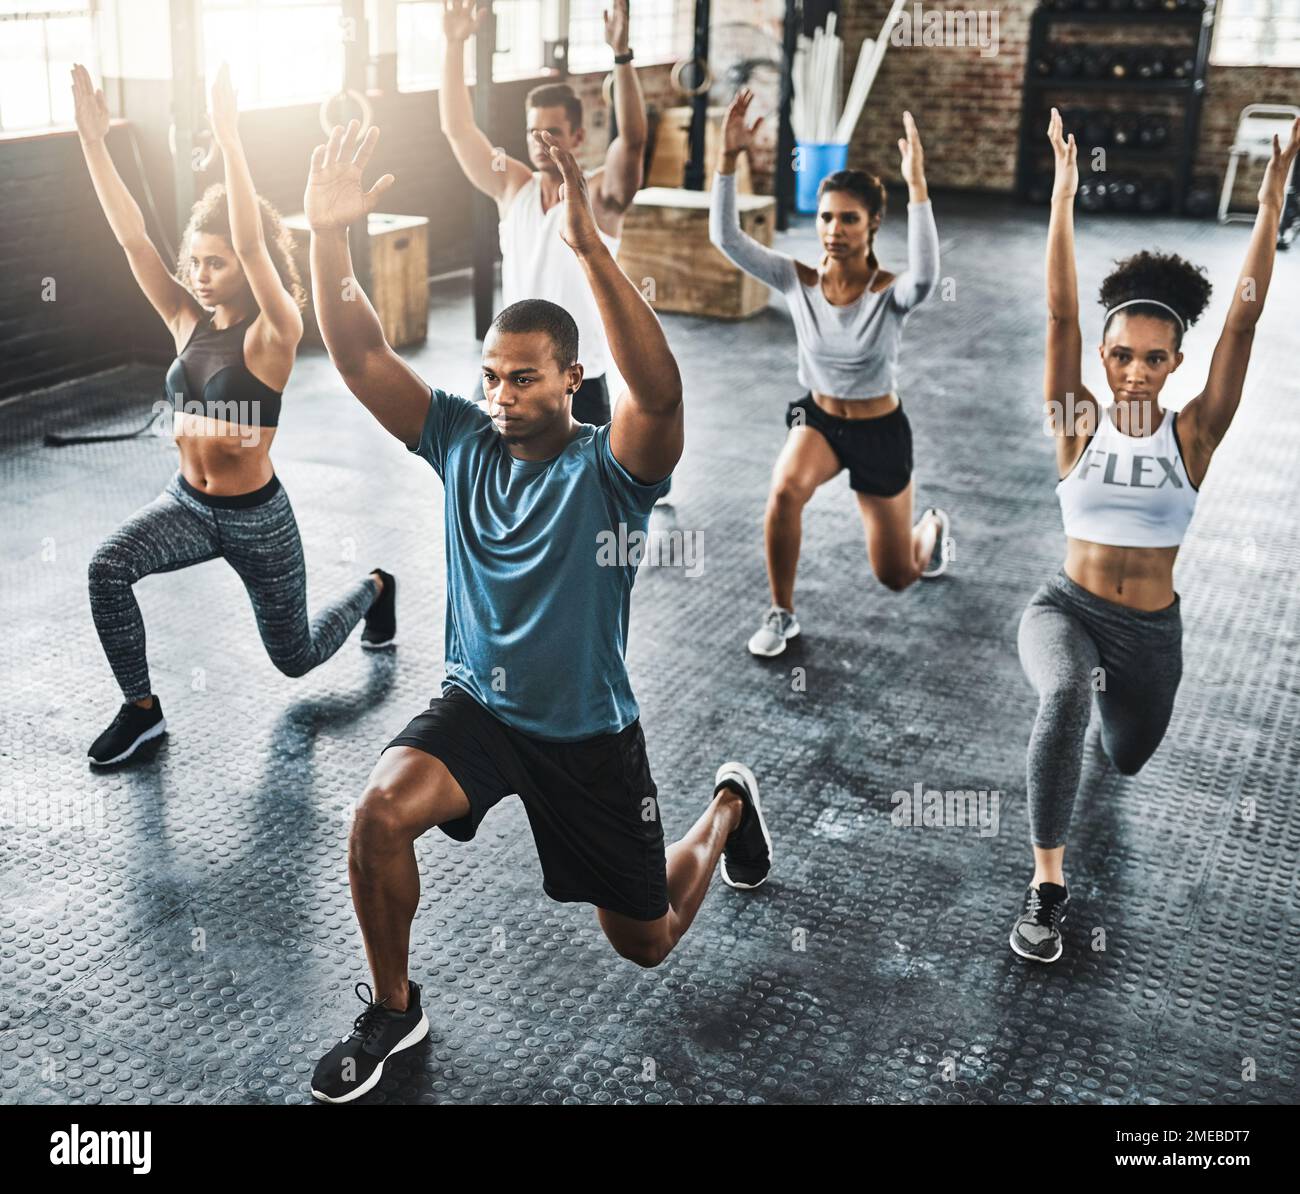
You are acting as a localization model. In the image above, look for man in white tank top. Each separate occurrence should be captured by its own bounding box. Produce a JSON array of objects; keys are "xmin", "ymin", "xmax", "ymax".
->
[{"xmin": 439, "ymin": 0, "xmax": 647, "ymax": 427}]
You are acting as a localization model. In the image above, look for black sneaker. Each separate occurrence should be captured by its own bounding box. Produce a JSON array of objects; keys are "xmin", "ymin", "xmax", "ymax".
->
[
  {"xmin": 713, "ymin": 761, "xmax": 772, "ymax": 889},
  {"xmin": 311, "ymin": 981, "xmax": 429, "ymax": 1104},
  {"xmin": 361, "ymin": 568, "xmax": 396, "ymax": 649},
  {"xmin": 1009, "ymin": 881, "xmax": 1070, "ymax": 963},
  {"xmin": 88, "ymin": 699, "xmax": 166, "ymax": 766}
]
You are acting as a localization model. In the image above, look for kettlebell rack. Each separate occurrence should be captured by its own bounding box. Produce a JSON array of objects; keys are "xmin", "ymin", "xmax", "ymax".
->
[{"xmin": 1014, "ymin": 1, "xmax": 1218, "ymax": 216}]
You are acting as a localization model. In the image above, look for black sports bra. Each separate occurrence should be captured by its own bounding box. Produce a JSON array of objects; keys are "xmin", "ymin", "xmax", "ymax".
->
[{"xmin": 165, "ymin": 312, "xmax": 283, "ymax": 428}]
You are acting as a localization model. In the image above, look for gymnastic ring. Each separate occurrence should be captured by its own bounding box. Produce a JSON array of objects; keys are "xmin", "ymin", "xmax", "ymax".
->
[
  {"xmin": 319, "ymin": 88, "xmax": 374, "ymax": 138},
  {"xmin": 602, "ymin": 72, "xmax": 614, "ymax": 109},
  {"xmin": 168, "ymin": 123, "xmax": 219, "ymax": 173},
  {"xmin": 670, "ymin": 57, "xmax": 714, "ymax": 98}
]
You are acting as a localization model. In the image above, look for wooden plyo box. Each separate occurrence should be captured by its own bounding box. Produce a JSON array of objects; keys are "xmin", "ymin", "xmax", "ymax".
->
[
  {"xmin": 283, "ymin": 212, "xmax": 429, "ymax": 349},
  {"xmin": 617, "ymin": 186, "xmax": 777, "ymax": 320},
  {"xmin": 648, "ymin": 106, "xmax": 753, "ymax": 194}
]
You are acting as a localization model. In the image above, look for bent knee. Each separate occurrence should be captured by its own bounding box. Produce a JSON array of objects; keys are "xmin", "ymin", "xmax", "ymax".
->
[
  {"xmin": 770, "ymin": 478, "xmax": 814, "ymax": 511},
  {"xmin": 351, "ymin": 782, "xmax": 416, "ymax": 845},
  {"xmin": 618, "ymin": 942, "xmax": 670, "ymax": 969},
  {"xmin": 88, "ymin": 542, "xmax": 136, "ymax": 588},
  {"xmin": 1105, "ymin": 746, "xmax": 1153, "ymax": 777},
  {"xmin": 607, "ymin": 930, "xmax": 672, "ymax": 969},
  {"xmin": 875, "ymin": 567, "xmax": 915, "ymax": 593}
]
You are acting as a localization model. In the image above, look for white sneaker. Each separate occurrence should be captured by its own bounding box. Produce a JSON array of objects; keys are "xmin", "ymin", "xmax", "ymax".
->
[
  {"xmin": 747, "ymin": 605, "xmax": 800, "ymax": 656},
  {"xmin": 920, "ymin": 507, "xmax": 954, "ymax": 579}
]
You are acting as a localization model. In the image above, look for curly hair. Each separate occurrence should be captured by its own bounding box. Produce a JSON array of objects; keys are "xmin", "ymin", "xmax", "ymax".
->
[
  {"xmin": 174, "ymin": 183, "xmax": 306, "ymax": 310},
  {"xmin": 1099, "ymin": 250, "xmax": 1212, "ymax": 349},
  {"xmin": 817, "ymin": 170, "xmax": 888, "ymax": 270}
]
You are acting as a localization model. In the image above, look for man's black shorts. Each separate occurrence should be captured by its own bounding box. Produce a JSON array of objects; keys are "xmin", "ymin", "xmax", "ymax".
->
[
  {"xmin": 785, "ymin": 392, "xmax": 914, "ymax": 497},
  {"xmin": 384, "ymin": 684, "xmax": 669, "ymax": 921}
]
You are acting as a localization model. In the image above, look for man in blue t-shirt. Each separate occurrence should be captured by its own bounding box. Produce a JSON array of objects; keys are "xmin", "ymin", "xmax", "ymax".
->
[{"xmin": 304, "ymin": 121, "xmax": 773, "ymax": 1103}]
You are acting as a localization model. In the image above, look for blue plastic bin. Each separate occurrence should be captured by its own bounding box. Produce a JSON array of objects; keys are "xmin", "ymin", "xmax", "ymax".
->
[{"xmin": 795, "ymin": 140, "xmax": 850, "ymax": 214}]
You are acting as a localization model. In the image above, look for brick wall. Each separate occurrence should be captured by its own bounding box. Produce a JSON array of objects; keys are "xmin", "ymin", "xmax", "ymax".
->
[{"xmin": 837, "ymin": 1, "xmax": 1298, "ymax": 202}]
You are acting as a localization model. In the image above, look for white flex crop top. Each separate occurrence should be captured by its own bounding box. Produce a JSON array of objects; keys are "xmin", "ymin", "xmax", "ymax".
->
[
  {"xmin": 1056, "ymin": 405, "xmax": 1199, "ymax": 548},
  {"xmin": 708, "ymin": 169, "xmax": 940, "ymax": 400}
]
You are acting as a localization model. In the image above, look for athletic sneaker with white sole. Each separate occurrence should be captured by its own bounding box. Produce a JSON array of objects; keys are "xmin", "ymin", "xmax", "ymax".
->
[
  {"xmin": 713, "ymin": 761, "xmax": 773, "ymax": 889},
  {"xmin": 1009, "ymin": 881, "xmax": 1070, "ymax": 963},
  {"xmin": 920, "ymin": 507, "xmax": 954, "ymax": 578},
  {"xmin": 748, "ymin": 605, "xmax": 800, "ymax": 657},
  {"xmin": 87, "ymin": 698, "xmax": 166, "ymax": 766},
  {"xmin": 311, "ymin": 981, "xmax": 429, "ymax": 1104}
]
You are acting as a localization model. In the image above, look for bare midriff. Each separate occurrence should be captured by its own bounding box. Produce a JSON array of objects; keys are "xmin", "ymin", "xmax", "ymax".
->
[
  {"xmin": 174, "ymin": 412, "xmax": 276, "ymax": 495},
  {"xmin": 1064, "ymin": 538, "xmax": 1179, "ymax": 611},
  {"xmin": 810, "ymin": 391, "xmax": 900, "ymax": 420}
]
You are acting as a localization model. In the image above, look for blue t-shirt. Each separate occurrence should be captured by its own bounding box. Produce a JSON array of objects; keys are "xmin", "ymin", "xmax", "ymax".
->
[{"xmin": 410, "ymin": 386, "xmax": 672, "ymax": 741}]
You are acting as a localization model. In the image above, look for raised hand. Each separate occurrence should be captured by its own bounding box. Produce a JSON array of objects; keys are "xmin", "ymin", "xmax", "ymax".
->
[
  {"xmin": 534, "ymin": 130, "xmax": 603, "ymax": 255},
  {"xmin": 443, "ymin": 0, "xmax": 485, "ymax": 43},
  {"xmin": 604, "ymin": 0, "xmax": 630, "ymax": 54},
  {"xmin": 1047, "ymin": 106, "xmax": 1078, "ymax": 200},
  {"xmin": 305, "ymin": 121, "xmax": 395, "ymax": 231},
  {"xmin": 1258, "ymin": 115, "xmax": 1300, "ymax": 210},
  {"xmin": 722, "ymin": 88, "xmax": 764, "ymax": 158},
  {"xmin": 71, "ymin": 63, "xmax": 109, "ymax": 145},
  {"xmin": 209, "ymin": 61, "xmax": 239, "ymax": 146},
  {"xmin": 897, "ymin": 111, "xmax": 925, "ymax": 188}
]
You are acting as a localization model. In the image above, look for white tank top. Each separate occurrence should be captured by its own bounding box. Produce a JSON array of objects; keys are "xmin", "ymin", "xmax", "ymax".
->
[
  {"xmin": 499, "ymin": 173, "xmax": 620, "ymax": 380},
  {"xmin": 1056, "ymin": 406, "xmax": 1199, "ymax": 548}
]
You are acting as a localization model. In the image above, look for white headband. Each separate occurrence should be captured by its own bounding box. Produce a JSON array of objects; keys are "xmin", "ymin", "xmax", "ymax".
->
[{"xmin": 1104, "ymin": 298, "xmax": 1185, "ymax": 332}]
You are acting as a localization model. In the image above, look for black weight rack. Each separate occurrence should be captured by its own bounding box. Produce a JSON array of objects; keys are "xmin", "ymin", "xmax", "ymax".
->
[{"xmin": 1014, "ymin": 1, "xmax": 1218, "ymax": 215}]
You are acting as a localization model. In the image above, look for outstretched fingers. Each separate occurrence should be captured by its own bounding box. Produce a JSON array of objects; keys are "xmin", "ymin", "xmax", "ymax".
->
[
  {"xmin": 352, "ymin": 123, "xmax": 381, "ymax": 172},
  {"xmin": 536, "ymin": 129, "xmax": 581, "ymax": 189},
  {"xmin": 363, "ymin": 173, "xmax": 396, "ymax": 211}
]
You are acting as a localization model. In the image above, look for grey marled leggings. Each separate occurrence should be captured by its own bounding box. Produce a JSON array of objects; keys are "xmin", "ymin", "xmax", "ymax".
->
[
  {"xmin": 88, "ymin": 471, "xmax": 378, "ymax": 702},
  {"xmin": 1017, "ymin": 569, "xmax": 1183, "ymax": 848}
]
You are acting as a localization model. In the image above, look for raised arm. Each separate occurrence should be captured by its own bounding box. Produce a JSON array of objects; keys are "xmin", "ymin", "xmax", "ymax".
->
[
  {"xmin": 438, "ymin": 0, "xmax": 531, "ymax": 204},
  {"xmin": 1181, "ymin": 115, "xmax": 1300, "ymax": 460},
  {"xmin": 708, "ymin": 89, "xmax": 796, "ymax": 290},
  {"xmin": 889, "ymin": 112, "xmax": 940, "ymax": 312},
  {"xmin": 208, "ymin": 63, "xmax": 302, "ymax": 345},
  {"xmin": 70, "ymin": 63, "xmax": 199, "ymax": 336},
  {"xmin": 306, "ymin": 122, "xmax": 430, "ymax": 448},
  {"xmin": 1042, "ymin": 107, "xmax": 1098, "ymax": 478},
  {"xmin": 594, "ymin": 0, "xmax": 647, "ymax": 212},
  {"xmin": 538, "ymin": 130, "xmax": 682, "ymax": 483}
]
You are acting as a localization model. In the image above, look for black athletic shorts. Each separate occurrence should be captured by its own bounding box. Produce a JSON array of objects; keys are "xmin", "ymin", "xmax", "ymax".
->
[
  {"xmin": 785, "ymin": 393, "xmax": 914, "ymax": 497},
  {"xmin": 384, "ymin": 684, "xmax": 669, "ymax": 921}
]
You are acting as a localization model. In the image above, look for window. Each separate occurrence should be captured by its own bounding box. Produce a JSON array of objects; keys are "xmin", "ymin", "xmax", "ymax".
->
[
  {"xmin": 203, "ymin": 0, "xmax": 347, "ymax": 108},
  {"xmin": 1211, "ymin": 0, "xmax": 1300, "ymax": 67},
  {"xmin": 567, "ymin": 0, "xmax": 686, "ymax": 74},
  {"xmin": 0, "ymin": 1, "xmax": 98, "ymax": 133},
  {"xmin": 393, "ymin": 0, "xmax": 545, "ymax": 91},
  {"xmin": 392, "ymin": 0, "xmax": 689, "ymax": 92}
]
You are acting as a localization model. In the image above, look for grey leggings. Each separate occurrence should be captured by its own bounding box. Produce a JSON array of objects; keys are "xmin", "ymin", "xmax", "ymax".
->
[
  {"xmin": 88, "ymin": 471, "xmax": 379, "ymax": 702},
  {"xmin": 1017, "ymin": 570, "xmax": 1183, "ymax": 848}
]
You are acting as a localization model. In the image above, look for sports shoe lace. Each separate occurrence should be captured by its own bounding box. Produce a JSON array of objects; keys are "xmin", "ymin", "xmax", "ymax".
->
[
  {"xmin": 764, "ymin": 607, "xmax": 786, "ymax": 634},
  {"xmin": 1027, "ymin": 887, "xmax": 1065, "ymax": 928},
  {"xmin": 349, "ymin": 981, "xmax": 394, "ymax": 1045}
]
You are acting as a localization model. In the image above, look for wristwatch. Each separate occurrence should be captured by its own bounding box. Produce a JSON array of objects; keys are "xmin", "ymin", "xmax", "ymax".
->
[{"xmin": 613, "ymin": 49, "xmax": 634, "ymax": 65}]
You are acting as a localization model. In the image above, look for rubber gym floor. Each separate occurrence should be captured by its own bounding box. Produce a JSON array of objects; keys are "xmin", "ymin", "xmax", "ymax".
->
[{"xmin": 2, "ymin": 195, "xmax": 1297, "ymax": 1105}]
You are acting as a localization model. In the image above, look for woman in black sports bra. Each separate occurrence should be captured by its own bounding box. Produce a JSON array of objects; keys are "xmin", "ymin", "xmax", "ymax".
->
[{"xmin": 72, "ymin": 62, "xmax": 397, "ymax": 766}]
